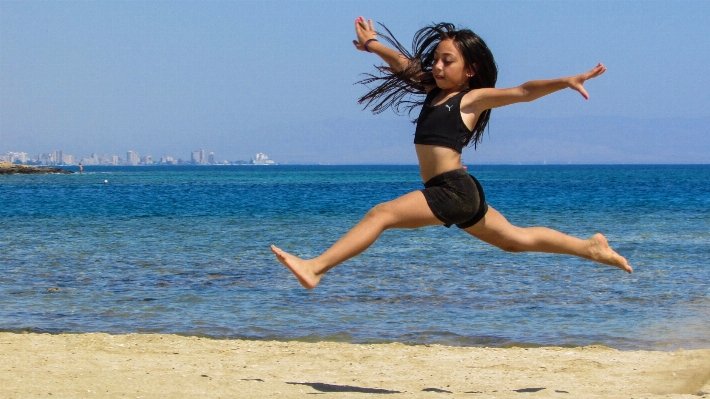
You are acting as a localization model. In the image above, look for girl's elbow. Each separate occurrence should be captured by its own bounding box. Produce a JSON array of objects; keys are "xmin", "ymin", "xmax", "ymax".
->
[
  {"xmin": 515, "ymin": 87, "xmax": 533, "ymax": 102},
  {"xmin": 396, "ymin": 59, "xmax": 412, "ymax": 72}
]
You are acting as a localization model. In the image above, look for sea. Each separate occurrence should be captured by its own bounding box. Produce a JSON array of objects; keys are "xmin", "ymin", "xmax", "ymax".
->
[{"xmin": 1, "ymin": 165, "xmax": 708, "ymax": 351}]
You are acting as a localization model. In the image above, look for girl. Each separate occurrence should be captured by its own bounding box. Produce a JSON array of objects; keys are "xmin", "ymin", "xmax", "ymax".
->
[{"xmin": 272, "ymin": 17, "xmax": 632, "ymax": 290}]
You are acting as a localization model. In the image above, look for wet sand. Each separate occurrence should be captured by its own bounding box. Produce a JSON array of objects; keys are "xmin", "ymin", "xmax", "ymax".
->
[{"xmin": 1, "ymin": 332, "xmax": 709, "ymax": 398}]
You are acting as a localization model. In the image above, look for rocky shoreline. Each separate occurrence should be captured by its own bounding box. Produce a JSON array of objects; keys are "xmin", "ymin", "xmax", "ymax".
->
[{"xmin": 0, "ymin": 162, "xmax": 73, "ymax": 175}]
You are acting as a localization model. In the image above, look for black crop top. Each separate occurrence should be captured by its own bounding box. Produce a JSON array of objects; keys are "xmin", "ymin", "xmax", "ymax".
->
[{"xmin": 414, "ymin": 87, "xmax": 473, "ymax": 153}]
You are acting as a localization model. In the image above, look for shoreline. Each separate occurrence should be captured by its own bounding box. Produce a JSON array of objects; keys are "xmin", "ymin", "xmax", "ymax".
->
[
  {"xmin": 2, "ymin": 327, "xmax": 706, "ymax": 353},
  {"xmin": 1, "ymin": 332, "xmax": 708, "ymax": 398},
  {"xmin": 0, "ymin": 161, "xmax": 72, "ymax": 175}
]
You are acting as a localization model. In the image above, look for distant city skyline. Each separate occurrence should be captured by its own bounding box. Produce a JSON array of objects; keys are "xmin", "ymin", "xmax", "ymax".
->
[{"xmin": 1, "ymin": 149, "xmax": 277, "ymax": 166}]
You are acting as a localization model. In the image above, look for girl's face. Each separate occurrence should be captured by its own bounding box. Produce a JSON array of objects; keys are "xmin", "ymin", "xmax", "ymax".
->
[{"xmin": 432, "ymin": 39, "xmax": 473, "ymax": 91}]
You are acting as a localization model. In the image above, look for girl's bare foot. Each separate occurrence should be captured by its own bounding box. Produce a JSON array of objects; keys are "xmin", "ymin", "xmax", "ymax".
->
[
  {"xmin": 270, "ymin": 245, "xmax": 322, "ymax": 289},
  {"xmin": 587, "ymin": 233, "xmax": 633, "ymax": 273}
]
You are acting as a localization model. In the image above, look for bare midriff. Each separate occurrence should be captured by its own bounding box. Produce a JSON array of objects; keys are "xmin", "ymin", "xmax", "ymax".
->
[{"xmin": 415, "ymin": 144, "xmax": 464, "ymax": 183}]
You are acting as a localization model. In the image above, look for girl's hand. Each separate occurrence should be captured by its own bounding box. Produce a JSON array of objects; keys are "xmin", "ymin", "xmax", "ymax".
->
[
  {"xmin": 568, "ymin": 63, "xmax": 606, "ymax": 100},
  {"xmin": 353, "ymin": 16, "xmax": 377, "ymax": 52}
]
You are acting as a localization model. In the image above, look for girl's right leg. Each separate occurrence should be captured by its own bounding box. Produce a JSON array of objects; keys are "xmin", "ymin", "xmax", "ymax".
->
[
  {"xmin": 271, "ymin": 190, "xmax": 443, "ymax": 289},
  {"xmin": 463, "ymin": 206, "xmax": 632, "ymax": 273}
]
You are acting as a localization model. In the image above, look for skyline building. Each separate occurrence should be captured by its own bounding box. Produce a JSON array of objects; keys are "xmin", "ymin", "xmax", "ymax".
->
[
  {"xmin": 0, "ymin": 152, "xmax": 28, "ymax": 163},
  {"xmin": 127, "ymin": 151, "xmax": 140, "ymax": 166},
  {"xmin": 252, "ymin": 153, "xmax": 276, "ymax": 165},
  {"xmin": 5, "ymin": 148, "xmax": 265, "ymax": 166},
  {"xmin": 191, "ymin": 149, "xmax": 209, "ymax": 165}
]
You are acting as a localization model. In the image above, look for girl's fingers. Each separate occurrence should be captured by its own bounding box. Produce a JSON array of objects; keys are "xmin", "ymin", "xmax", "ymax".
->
[
  {"xmin": 584, "ymin": 64, "xmax": 606, "ymax": 80},
  {"xmin": 356, "ymin": 16, "xmax": 372, "ymax": 31},
  {"xmin": 593, "ymin": 64, "xmax": 606, "ymax": 76},
  {"xmin": 353, "ymin": 19, "xmax": 362, "ymax": 46},
  {"xmin": 355, "ymin": 19, "xmax": 367, "ymax": 37}
]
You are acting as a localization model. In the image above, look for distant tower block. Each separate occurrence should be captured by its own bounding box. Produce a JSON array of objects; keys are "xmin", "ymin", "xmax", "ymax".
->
[
  {"xmin": 252, "ymin": 153, "xmax": 276, "ymax": 165},
  {"xmin": 127, "ymin": 151, "xmax": 140, "ymax": 166},
  {"xmin": 208, "ymin": 152, "xmax": 215, "ymax": 165},
  {"xmin": 192, "ymin": 149, "xmax": 208, "ymax": 165}
]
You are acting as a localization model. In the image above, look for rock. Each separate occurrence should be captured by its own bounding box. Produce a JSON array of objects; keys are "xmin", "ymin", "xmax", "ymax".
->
[{"xmin": 0, "ymin": 162, "xmax": 73, "ymax": 175}]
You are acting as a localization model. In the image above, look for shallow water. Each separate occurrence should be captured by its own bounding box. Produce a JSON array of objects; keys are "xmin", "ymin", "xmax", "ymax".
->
[{"xmin": 1, "ymin": 165, "xmax": 708, "ymax": 350}]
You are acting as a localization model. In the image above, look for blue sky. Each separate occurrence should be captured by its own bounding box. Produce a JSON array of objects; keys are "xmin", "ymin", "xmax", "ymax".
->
[{"xmin": 1, "ymin": 1, "xmax": 709, "ymax": 164}]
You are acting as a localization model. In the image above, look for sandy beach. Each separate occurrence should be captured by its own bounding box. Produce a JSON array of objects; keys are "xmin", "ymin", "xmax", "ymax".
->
[{"xmin": 0, "ymin": 333, "xmax": 708, "ymax": 398}]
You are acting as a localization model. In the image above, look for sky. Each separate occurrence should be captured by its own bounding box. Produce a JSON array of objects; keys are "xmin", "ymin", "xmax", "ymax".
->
[{"xmin": 1, "ymin": 0, "xmax": 709, "ymax": 164}]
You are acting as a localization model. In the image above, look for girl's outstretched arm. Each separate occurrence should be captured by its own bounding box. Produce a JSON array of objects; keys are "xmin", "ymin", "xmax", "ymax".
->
[
  {"xmin": 465, "ymin": 63, "xmax": 606, "ymax": 113},
  {"xmin": 353, "ymin": 16, "xmax": 409, "ymax": 72}
]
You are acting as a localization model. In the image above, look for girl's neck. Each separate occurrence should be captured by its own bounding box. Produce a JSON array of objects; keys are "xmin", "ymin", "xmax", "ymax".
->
[
  {"xmin": 438, "ymin": 83, "xmax": 468, "ymax": 97},
  {"xmin": 436, "ymin": 85, "xmax": 468, "ymax": 101}
]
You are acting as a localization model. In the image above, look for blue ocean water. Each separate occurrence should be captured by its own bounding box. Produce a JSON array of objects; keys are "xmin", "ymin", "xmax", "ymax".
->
[{"xmin": 1, "ymin": 165, "xmax": 708, "ymax": 350}]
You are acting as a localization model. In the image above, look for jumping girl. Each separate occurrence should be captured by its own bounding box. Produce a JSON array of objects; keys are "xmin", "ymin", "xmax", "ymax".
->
[{"xmin": 272, "ymin": 17, "xmax": 632, "ymax": 290}]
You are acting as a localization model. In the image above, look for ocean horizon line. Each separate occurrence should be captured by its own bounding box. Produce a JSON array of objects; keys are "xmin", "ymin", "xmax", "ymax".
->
[{"xmin": 23, "ymin": 162, "xmax": 710, "ymax": 167}]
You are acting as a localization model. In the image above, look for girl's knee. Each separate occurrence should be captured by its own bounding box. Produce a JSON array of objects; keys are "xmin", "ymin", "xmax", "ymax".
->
[
  {"xmin": 365, "ymin": 202, "xmax": 396, "ymax": 228},
  {"xmin": 366, "ymin": 202, "xmax": 389, "ymax": 219}
]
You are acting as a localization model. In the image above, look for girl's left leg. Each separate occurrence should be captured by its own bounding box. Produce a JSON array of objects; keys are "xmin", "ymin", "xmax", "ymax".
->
[
  {"xmin": 463, "ymin": 206, "xmax": 632, "ymax": 273},
  {"xmin": 271, "ymin": 190, "xmax": 443, "ymax": 289}
]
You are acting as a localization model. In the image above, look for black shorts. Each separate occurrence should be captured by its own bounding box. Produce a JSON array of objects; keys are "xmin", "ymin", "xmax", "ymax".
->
[{"xmin": 421, "ymin": 168, "xmax": 488, "ymax": 229}]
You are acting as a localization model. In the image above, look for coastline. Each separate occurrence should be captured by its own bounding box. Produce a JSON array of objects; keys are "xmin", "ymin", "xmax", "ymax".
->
[
  {"xmin": 0, "ymin": 161, "xmax": 72, "ymax": 175},
  {"xmin": 1, "ymin": 332, "xmax": 708, "ymax": 398}
]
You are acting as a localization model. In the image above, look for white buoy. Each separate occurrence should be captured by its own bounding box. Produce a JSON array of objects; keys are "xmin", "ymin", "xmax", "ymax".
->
[{"xmin": 104, "ymin": 180, "xmax": 108, "ymax": 184}]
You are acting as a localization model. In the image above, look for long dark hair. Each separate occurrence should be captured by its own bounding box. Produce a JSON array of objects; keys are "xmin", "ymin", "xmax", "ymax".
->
[{"xmin": 358, "ymin": 23, "xmax": 498, "ymax": 148}]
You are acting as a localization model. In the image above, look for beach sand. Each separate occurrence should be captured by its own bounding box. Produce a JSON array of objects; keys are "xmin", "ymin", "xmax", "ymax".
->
[{"xmin": 1, "ymin": 332, "xmax": 709, "ymax": 398}]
